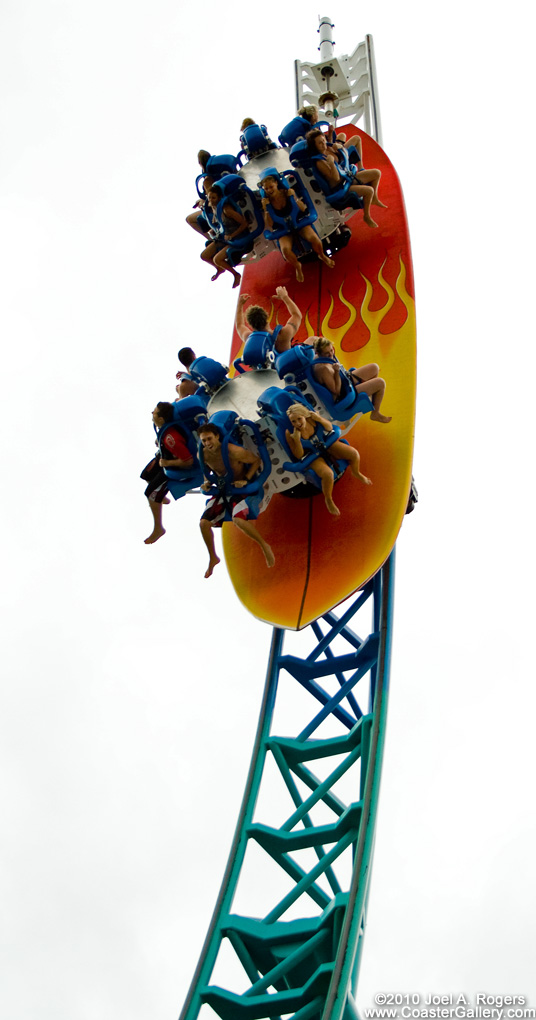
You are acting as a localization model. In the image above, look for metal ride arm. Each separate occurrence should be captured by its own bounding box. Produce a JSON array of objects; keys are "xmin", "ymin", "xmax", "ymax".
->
[{"xmin": 179, "ymin": 553, "xmax": 395, "ymax": 1020}]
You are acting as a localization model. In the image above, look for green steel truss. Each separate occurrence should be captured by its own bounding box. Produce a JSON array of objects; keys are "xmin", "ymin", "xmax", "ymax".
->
[{"xmin": 179, "ymin": 552, "xmax": 395, "ymax": 1020}]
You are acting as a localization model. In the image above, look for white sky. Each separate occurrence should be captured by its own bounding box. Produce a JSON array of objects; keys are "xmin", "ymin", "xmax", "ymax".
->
[{"xmin": 1, "ymin": 2, "xmax": 535, "ymax": 1018}]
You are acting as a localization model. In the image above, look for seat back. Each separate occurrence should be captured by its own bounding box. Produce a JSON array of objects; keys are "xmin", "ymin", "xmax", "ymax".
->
[
  {"xmin": 189, "ymin": 357, "xmax": 229, "ymax": 395},
  {"xmin": 195, "ymin": 154, "xmax": 241, "ymax": 199},
  {"xmin": 278, "ymin": 116, "xmax": 330, "ymax": 148},
  {"xmin": 239, "ymin": 123, "xmax": 277, "ymax": 159},
  {"xmin": 172, "ymin": 394, "xmax": 210, "ymax": 428},
  {"xmin": 275, "ymin": 344, "xmax": 315, "ymax": 382},
  {"xmin": 234, "ymin": 326, "xmax": 283, "ymax": 374}
]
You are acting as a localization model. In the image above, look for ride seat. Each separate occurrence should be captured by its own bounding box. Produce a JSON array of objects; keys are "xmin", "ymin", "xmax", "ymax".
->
[
  {"xmin": 158, "ymin": 397, "xmax": 208, "ymax": 499},
  {"xmin": 195, "ymin": 154, "xmax": 241, "ymax": 199},
  {"xmin": 233, "ymin": 326, "xmax": 283, "ymax": 374},
  {"xmin": 276, "ymin": 345, "xmax": 374, "ymax": 423},
  {"xmin": 289, "ymin": 140, "xmax": 363, "ymax": 212},
  {"xmin": 212, "ymin": 174, "xmax": 265, "ymax": 262},
  {"xmin": 256, "ymin": 386, "xmax": 349, "ymax": 490},
  {"xmin": 278, "ymin": 116, "xmax": 331, "ymax": 149},
  {"xmin": 189, "ymin": 357, "xmax": 229, "ymax": 395},
  {"xmin": 258, "ymin": 168, "xmax": 317, "ymax": 241},
  {"xmin": 239, "ymin": 123, "xmax": 277, "ymax": 160},
  {"xmin": 199, "ymin": 411, "xmax": 272, "ymax": 517}
]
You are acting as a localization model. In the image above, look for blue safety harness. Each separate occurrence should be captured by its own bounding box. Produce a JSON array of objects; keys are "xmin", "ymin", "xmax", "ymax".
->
[
  {"xmin": 209, "ymin": 175, "xmax": 264, "ymax": 263},
  {"xmin": 256, "ymin": 386, "xmax": 349, "ymax": 491},
  {"xmin": 289, "ymin": 140, "xmax": 364, "ymax": 211},
  {"xmin": 155, "ymin": 396, "xmax": 208, "ymax": 499},
  {"xmin": 275, "ymin": 345, "xmax": 374, "ymax": 424},
  {"xmin": 198, "ymin": 411, "xmax": 272, "ymax": 520},
  {"xmin": 257, "ymin": 169, "xmax": 317, "ymax": 241}
]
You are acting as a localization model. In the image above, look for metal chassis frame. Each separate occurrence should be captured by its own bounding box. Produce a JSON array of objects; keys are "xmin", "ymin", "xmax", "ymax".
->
[
  {"xmin": 295, "ymin": 33, "xmax": 383, "ymax": 146},
  {"xmin": 179, "ymin": 551, "xmax": 395, "ymax": 1020}
]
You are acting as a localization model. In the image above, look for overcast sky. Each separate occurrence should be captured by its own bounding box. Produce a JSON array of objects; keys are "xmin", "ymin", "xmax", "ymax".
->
[{"xmin": 2, "ymin": 2, "xmax": 535, "ymax": 1019}]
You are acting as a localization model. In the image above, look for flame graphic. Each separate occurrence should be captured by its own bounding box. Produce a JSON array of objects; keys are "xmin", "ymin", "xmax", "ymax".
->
[
  {"xmin": 313, "ymin": 255, "xmax": 413, "ymax": 357},
  {"xmin": 303, "ymin": 256, "xmax": 415, "ymax": 400},
  {"xmin": 230, "ymin": 255, "xmax": 413, "ymax": 379},
  {"xmin": 304, "ymin": 287, "xmax": 357, "ymax": 342}
]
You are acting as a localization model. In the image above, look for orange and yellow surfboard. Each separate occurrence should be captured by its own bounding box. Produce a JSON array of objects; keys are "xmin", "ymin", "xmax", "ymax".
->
[{"xmin": 223, "ymin": 128, "xmax": 416, "ymax": 629}]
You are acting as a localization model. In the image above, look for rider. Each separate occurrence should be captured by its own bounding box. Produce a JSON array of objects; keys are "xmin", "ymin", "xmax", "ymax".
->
[
  {"xmin": 142, "ymin": 402, "xmax": 195, "ymax": 545},
  {"xmin": 235, "ymin": 286, "xmax": 302, "ymax": 354},
  {"xmin": 200, "ymin": 184, "xmax": 249, "ymax": 289},
  {"xmin": 285, "ymin": 403, "xmax": 371, "ymax": 517},
  {"xmin": 306, "ymin": 128, "xmax": 386, "ymax": 228},
  {"xmin": 311, "ymin": 337, "xmax": 392, "ymax": 423},
  {"xmin": 261, "ymin": 175, "xmax": 334, "ymax": 282},
  {"xmin": 198, "ymin": 423, "xmax": 275, "ymax": 578}
]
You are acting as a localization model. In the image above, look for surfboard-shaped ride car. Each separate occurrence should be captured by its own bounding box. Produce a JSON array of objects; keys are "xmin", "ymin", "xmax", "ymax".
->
[{"xmin": 218, "ymin": 127, "xmax": 415, "ymax": 630}]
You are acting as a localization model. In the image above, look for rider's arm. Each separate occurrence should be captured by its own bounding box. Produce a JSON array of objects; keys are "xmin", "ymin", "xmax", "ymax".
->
[
  {"xmin": 311, "ymin": 411, "xmax": 333, "ymax": 432},
  {"xmin": 274, "ymin": 285, "xmax": 302, "ymax": 342},
  {"xmin": 313, "ymin": 363, "xmax": 341, "ymax": 397},
  {"xmin": 289, "ymin": 189, "xmax": 307, "ymax": 213},
  {"xmin": 261, "ymin": 199, "xmax": 274, "ymax": 231},
  {"xmin": 230, "ymin": 444, "xmax": 262, "ymax": 485},
  {"xmin": 159, "ymin": 455, "xmax": 194, "ymax": 468},
  {"xmin": 235, "ymin": 293, "xmax": 251, "ymax": 342},
  {"xmin": 285, "ymin": 428, "xmax": 305, "ymax": 460}
]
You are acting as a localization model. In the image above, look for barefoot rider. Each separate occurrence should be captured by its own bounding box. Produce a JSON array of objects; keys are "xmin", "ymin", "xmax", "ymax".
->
[{"xmin": 198, "ymin": 424, "xmax": 275, "ymax": 578}]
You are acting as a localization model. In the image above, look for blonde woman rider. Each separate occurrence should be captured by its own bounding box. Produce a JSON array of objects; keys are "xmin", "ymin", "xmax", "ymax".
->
[{"xmin": 285, "ymin": 403, "xmax": 371, "ymax": 516}]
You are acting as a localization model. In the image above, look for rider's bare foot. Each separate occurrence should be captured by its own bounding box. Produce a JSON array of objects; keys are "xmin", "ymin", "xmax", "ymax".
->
[
  {"xmin": 364, "ymin": 215, "xmax": 378, "ymax": 228},
  {"xmin": 326, "ymin": 498, "xmax": 340, "ymax": 516},
  {"xmin": 232, "ymin": 274, "xmax": 241, "ymax": 288},
  {"xmin": 205, "ymin": 554, "xmax": 221, "ymax": 578},
  {"xmin": 358, "ymin": 473, "xmax": 372, "ymax": 485},
  {"xmin": 144, "ymin": 526, "xmax": 166, "ymax": 545},
  {"xmin": 211, "ymin": 269, "xmax": 224, "ymax": 281},
  {"xmin": 296, "ymin": 264, "xmax": 304, "ymax": 283},
  {"xmin": 370, "ymin": 410, "xmax": 392, "ymax": 423},
  {"xmin": 321, "ymin": 253, "xmax": 335, "ymax": 268},
  {"xmin": 372, "ymin": 197, "xmax": 388, "ymax": 208},
  {"xmin": 263, "ymin": 545, "xmax": 275, "ymax": 568}
]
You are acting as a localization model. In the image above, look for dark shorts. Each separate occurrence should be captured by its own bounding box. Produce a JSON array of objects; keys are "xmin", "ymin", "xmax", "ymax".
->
[
  {"xmin": 197, "ymin": 213, "xmax": 210, "ymax": 234},
  {"xmin": 141, "ymin": 458, "xmax": 169, "ymax": 503},
  {"xmin": 334, "ymin": 374, "xmax": 363, "ymax": 403},
  {"xmin": 201, "ymin": 492, "xmax": 258, "ymax": 527},
  {"xmin": 204, "ymin": 236, "xmax": 226, "ymax": 251}
]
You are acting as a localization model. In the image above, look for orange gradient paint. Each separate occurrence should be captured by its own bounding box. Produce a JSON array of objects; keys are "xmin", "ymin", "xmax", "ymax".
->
[{"xmin": 223, "ymin": 128, "xmax": 416, "ymax": 629}]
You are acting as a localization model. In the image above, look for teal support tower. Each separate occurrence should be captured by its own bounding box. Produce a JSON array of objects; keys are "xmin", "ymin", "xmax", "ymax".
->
[{"xmin": 179, "ymin": 554, "xmax": 395, "ymax": 1020}]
